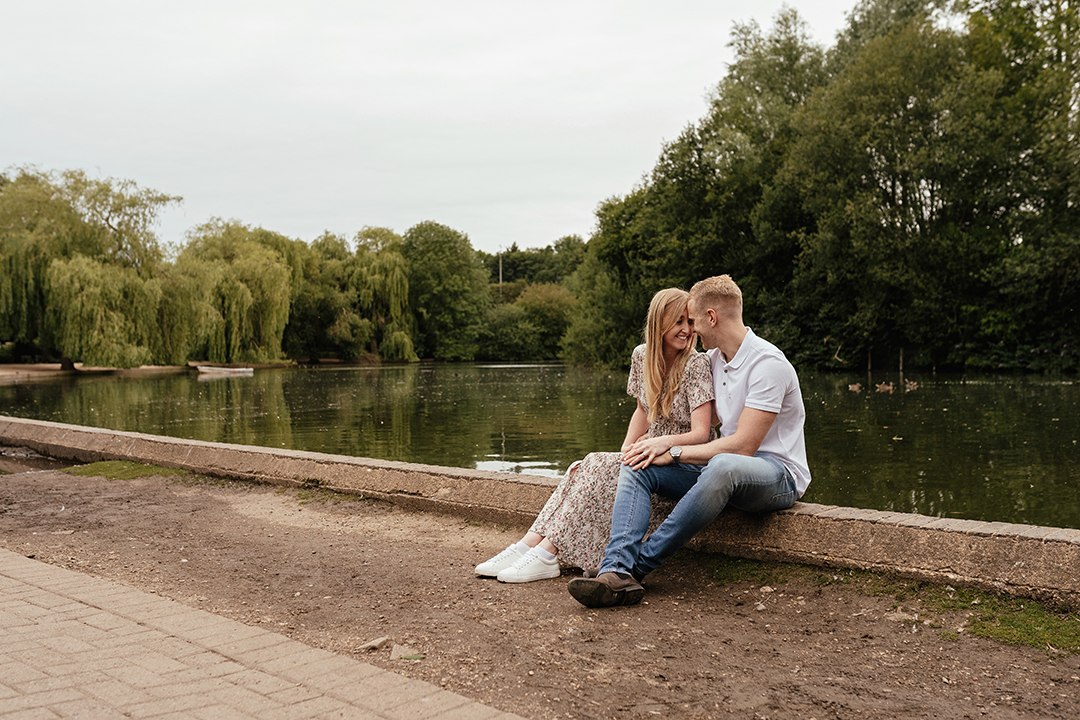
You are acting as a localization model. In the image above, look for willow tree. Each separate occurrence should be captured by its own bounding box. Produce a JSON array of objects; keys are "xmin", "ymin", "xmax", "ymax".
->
[
  {"xmin": 284, "ymin": 231, "xmax": 375, "ymax": 362},
  {"xmin": 155, "ymin": 257, "xmax": 219, "ymax": 366},
  {"xmin": 0, "ymin": 170, "xmax": 84, "ymax": 351},
  {"xmin": 0, "ymin": 168, "xmax": 179, "ymax": 367},
  {"xmin": 354, "ymin": 227, "xmax": 416, "ymax": 362},
  {"xmin": 45, "ymin": 255, "xmax": 162, "ymax": 367},
  {"xmin": 179, "ymin": 220, "xmax": 292, "ymax": 363},
  {"xmin": 53, "ymin": 169, "xmax": 177, "ymax": 275}
]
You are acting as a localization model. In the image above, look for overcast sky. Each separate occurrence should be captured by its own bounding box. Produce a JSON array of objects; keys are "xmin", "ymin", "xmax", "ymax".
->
[{"xmin": 2, "ymin": 1, "xmax": 855, "ymax": 255}]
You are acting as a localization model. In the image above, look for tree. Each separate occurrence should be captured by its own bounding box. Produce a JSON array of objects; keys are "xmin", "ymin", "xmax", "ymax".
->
[
  {"xmin": 478, "ymin": 235, "xmax": 587, "ymax": 291},
  {"xmin": 475, "ymin": 304, "xmax": 541, "ymax": 361},
  {"xmin": 45, "ymin": 255, "xmax": 161, "ymax": 368},
  {"xmin": 771, "ymin": 0, "xmax": 1078, "ymax": 371},
  {"xmin": 561, "ymin": 8, "xmax": 828, "ymax": 368},
  {"xmin": 1, "ymin": 170, "xmax": 86, "ymax": 352},
  {"xmin": 282, "ymin": 232, "xmax": 371, "ymax": 362},
  {"xmin": 963, "ymin": 0, "xmax": 1080, "ymax": 369},
  {"xmin": 180, "ymin": 220, "xmax": 292, "ymax": 363},
  {"xmin": 560, "ymin": 246, "xmax": 643, "ymax": 367},
  {"xmin": 0, "ymin": 168, "xmax": 179, "ymax": 367},
  {"xmin": 401, "ymin": 221, "xmax": 490, "ymax": 361},
  {"xmin": 52, "ymin": 169, "xmax": 178, "ymax": 276},
  {"xmin": 155, "ymin": 256, "xmax": 218, "ymax": 366},
  {"xmin": 515, "ymin": 283, "xmax": 578, "ymax": 360},
  {"xmin": 353, "ymin": 227, "xmax": 417, "ymax": 362},
  {"xmin": 827, "ymin": 0, "xmax": 960, "ymax": 74}
]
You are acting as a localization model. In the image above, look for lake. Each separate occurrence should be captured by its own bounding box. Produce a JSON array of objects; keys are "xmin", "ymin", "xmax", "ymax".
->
[{"xmin": 1, "ymin": 364, "xmax": 1076, "ymax": 529}]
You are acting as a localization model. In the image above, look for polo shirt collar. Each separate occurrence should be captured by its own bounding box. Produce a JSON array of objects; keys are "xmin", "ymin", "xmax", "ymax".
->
[{"xmin": 721, "ymin": 327, "xmax": 756, "ymax": 369}]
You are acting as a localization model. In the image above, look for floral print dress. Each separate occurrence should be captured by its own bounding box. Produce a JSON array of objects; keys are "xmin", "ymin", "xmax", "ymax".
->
[{"xmin": 529, "ymin": 345, "xmax": 715, "ymax": 569}]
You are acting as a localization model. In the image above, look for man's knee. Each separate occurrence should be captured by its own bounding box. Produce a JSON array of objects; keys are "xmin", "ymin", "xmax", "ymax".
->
[{"xmin": 697, "ymin": 454, "xmax": 743, "ymax": 497}]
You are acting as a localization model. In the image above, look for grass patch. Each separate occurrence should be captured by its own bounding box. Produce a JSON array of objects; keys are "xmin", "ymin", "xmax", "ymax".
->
[
  {"xmin": 863, "ymin": 579, "xmax": 1080, "ymax": 653},
  {"xmin": 63, "ymin": 460, "xmax": 189, "ymax": 481},
  {"xmin": 695, "ymin": 552, "xmax": 1080, "ymax": 655},
  {"xmin": 698, "ymin": 552, "xmax": 791, "ymax": 586},
  {"xmin": 296, "ymin": 487, "xmax": 355, "ymax": 505},
  {"xmin": 275, "ymin": 483, "xmax": 367, "ymax": 506},
  {"xmin": 965, "ymin": 593, "xmax": 1080, "ymax": 654}
]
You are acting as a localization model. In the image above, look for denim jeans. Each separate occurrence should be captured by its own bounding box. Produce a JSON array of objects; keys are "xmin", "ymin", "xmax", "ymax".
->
[{"xmin": 599, "ymin": 452, "xmax": 798, "ymax": 579}]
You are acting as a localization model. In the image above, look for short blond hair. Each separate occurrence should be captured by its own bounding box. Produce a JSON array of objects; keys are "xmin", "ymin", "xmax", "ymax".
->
[{"xmin": 689, "ymin": 275, "xmax": 742, "ymax": 319}]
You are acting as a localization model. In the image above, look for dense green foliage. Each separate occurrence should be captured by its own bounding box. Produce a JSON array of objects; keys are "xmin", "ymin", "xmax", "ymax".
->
[
  {"xmin": 476, "ymin": 282, "xmax": 578, "ymax": 361},
  {"xmin": 0, "ymin": 172, "xmax": 444, "ymax": 366},
  {"xmin": 0, "ymin": 169, "xmax": 179, "ymax": 367},
  {"xmin": 476, "ymin": 237, "xmax": 585, "ymax": 360},
  {"xmin": 2, "ymin": 0, "xmax": 1075, "ymax": 372},
  {"xmin": 563, "ymin": 0, "xmax": 1078, "ymax": 372},
  {"xmin": 477, "ymin": 235, "xmax": 586, "ymax": 286},
  {"xmin": 401, "ymin": 221, "xmax": 491, "ymax": 361}
]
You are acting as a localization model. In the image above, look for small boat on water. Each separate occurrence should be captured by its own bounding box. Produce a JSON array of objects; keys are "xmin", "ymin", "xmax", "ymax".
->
[{"xmin": 196, "ymin": 366, "xmax": 254, "ymax": 377}]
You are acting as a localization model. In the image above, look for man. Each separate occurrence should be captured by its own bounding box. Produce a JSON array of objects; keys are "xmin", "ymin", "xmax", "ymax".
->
[{"xmin": 568, "ymin": 275, "xmax": 810, "ymax": 608}]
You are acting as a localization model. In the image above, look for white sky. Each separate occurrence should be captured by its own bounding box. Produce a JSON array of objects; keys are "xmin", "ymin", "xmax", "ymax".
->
[{"xmin": 2, "ymin": 1, "xmax": 855, "ymax": 255}]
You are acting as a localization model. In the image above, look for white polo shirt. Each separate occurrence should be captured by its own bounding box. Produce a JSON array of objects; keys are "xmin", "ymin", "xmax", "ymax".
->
[{"xmin": 709, "ymin": 327, "xmax": 811, "ymax": 496}]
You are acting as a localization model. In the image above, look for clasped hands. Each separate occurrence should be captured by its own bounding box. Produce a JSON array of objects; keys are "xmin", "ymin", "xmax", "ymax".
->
[{"xmin": 620, "ymin": 436, "xmax": 675, "ymax": 470}]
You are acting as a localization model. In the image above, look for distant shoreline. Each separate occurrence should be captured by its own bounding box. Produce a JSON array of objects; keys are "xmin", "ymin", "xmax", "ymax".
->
[
  {"xmin": 0, "ymin": 359, "xmax": 390, "ymax": 384},
  {"xmin": 0, "ymin": 363, "xmax": 189, "ymax": 383}
]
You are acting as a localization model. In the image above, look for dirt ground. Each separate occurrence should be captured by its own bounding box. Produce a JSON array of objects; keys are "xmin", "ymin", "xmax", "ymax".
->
[{"xmin": 1, "ymin": 452, "xmax": 1078, "ymax": 719}]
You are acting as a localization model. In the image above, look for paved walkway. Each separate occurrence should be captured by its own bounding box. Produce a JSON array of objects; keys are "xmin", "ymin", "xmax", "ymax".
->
[{"xmin": 0, "ymin": 549, "xmax": 522, "ymax": 719}]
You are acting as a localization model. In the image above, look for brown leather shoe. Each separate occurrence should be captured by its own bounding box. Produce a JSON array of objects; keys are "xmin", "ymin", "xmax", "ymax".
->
[
  {"xmin": 567, "ymin": 572, "xmax": 644, "ymax": 608},
  {"xmin": 582, "ymin": 566, "xmax": 649, "ymax": 582}
]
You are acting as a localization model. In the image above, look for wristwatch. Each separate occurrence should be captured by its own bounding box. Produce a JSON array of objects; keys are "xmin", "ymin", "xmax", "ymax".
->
[{"xmin": 669, "ymin": 446, "xmax": 682, "ymax": 462}]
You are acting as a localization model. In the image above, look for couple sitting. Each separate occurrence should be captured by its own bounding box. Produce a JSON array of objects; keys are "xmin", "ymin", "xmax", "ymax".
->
[{"xmin": 476, "ymin": 275, "xmax": 811, "ymax": 608}]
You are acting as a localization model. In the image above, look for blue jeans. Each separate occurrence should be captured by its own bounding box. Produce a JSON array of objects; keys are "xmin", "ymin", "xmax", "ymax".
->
[{"xmin": 599, "ymin": 452, "xmax": 798, "ymax": 579}]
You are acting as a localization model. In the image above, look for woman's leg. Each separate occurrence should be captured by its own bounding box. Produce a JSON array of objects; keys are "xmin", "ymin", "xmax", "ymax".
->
[
  {"xmin": 536, "ymin": 536, "xmax": 558, "ymax": 554},
  {"xmin": 536, "ymin": 453, "xmax": 624, "ymax": 569},
  {"xmin": 475, "ymin": 463, "xmax": 577, "ymax": 576}
]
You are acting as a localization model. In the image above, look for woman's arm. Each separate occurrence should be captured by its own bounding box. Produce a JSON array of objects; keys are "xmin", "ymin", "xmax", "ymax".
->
[
  {"xmin": 620, "ymin": 401, "xmax": 650, "ymax": 453},
  {"xmin": 620, "ymin": 401, "xmax": 713, "ymax": 470}
]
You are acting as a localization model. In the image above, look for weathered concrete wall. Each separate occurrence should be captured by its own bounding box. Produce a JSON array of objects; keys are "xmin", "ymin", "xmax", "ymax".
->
[{"xmin": 3, "ymin": 415, "xmax": 1078, "ymax": 610}]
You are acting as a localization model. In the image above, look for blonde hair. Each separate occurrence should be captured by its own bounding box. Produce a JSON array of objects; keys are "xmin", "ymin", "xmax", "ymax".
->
[
  {"xmin": 643, "ymin": 288, "xmax": 695, "ymax": 424},
  {"xmin": 688, "ymin": 275, "xmax": 742, "ymax": 320}
]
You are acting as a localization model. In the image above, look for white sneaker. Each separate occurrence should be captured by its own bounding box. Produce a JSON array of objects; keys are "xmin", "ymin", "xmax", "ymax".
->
[
  {"xmin": 497, "ymin": 550, "xmax": 561, "ymax": 583},
  {"xmin": 475, "ymin": 544, "xmax": 526, "ymax": 577}
]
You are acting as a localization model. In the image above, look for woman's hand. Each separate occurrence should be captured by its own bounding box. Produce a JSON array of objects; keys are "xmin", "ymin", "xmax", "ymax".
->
[{"xmin": 621, "ymin": 436, "xmax": 673, "ymax": 470}]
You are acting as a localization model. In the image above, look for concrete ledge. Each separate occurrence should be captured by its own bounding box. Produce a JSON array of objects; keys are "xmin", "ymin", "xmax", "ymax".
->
[{"xmin": 3, "ymin": 415, "xmax": 1078, "ymax": 610}]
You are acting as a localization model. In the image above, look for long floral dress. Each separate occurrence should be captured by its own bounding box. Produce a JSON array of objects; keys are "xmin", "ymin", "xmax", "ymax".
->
[{"xmin": 529, "ymin": 345, "xmax": 715, "ymax": 569}]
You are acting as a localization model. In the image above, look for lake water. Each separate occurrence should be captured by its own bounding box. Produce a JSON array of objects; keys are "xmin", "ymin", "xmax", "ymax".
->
[{"xmin": 1, "ymin": 364, "xmax": 1076, "ymax": 529}]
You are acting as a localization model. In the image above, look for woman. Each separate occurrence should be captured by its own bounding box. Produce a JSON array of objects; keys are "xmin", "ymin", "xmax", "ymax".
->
[{"xmin": 475, "ymin": 287, "xmax": 715, "ymax": 583}]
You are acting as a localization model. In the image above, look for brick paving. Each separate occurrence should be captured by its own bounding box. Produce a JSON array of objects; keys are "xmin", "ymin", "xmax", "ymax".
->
[{"xmin": 0, "ymin": 548, "xmax": 523, "ymax": 719}]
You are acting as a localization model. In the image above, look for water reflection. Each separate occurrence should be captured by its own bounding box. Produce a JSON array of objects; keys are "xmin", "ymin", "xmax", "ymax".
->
[
  {"xmin": 802, "ymin": 374, "xmax": 1077, "ymax": 529},
  {"xmin": 1, "ymin": 366, "xmax": 1076, "ymax": 529}
]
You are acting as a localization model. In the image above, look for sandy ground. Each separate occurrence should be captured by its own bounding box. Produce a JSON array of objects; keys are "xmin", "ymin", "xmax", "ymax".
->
[{"xmin": 1, "ymin": 452, "xmax": 1078, "ymax": 719}]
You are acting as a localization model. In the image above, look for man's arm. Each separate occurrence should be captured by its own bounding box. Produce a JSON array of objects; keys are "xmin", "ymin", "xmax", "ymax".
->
[
  {"xmin": 621, "ymin": 402, "xmax": 715, "ymax": 469},
  {"xmin": 658, "ymin": 406, "xmax": 777, "ymax": 465}
]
